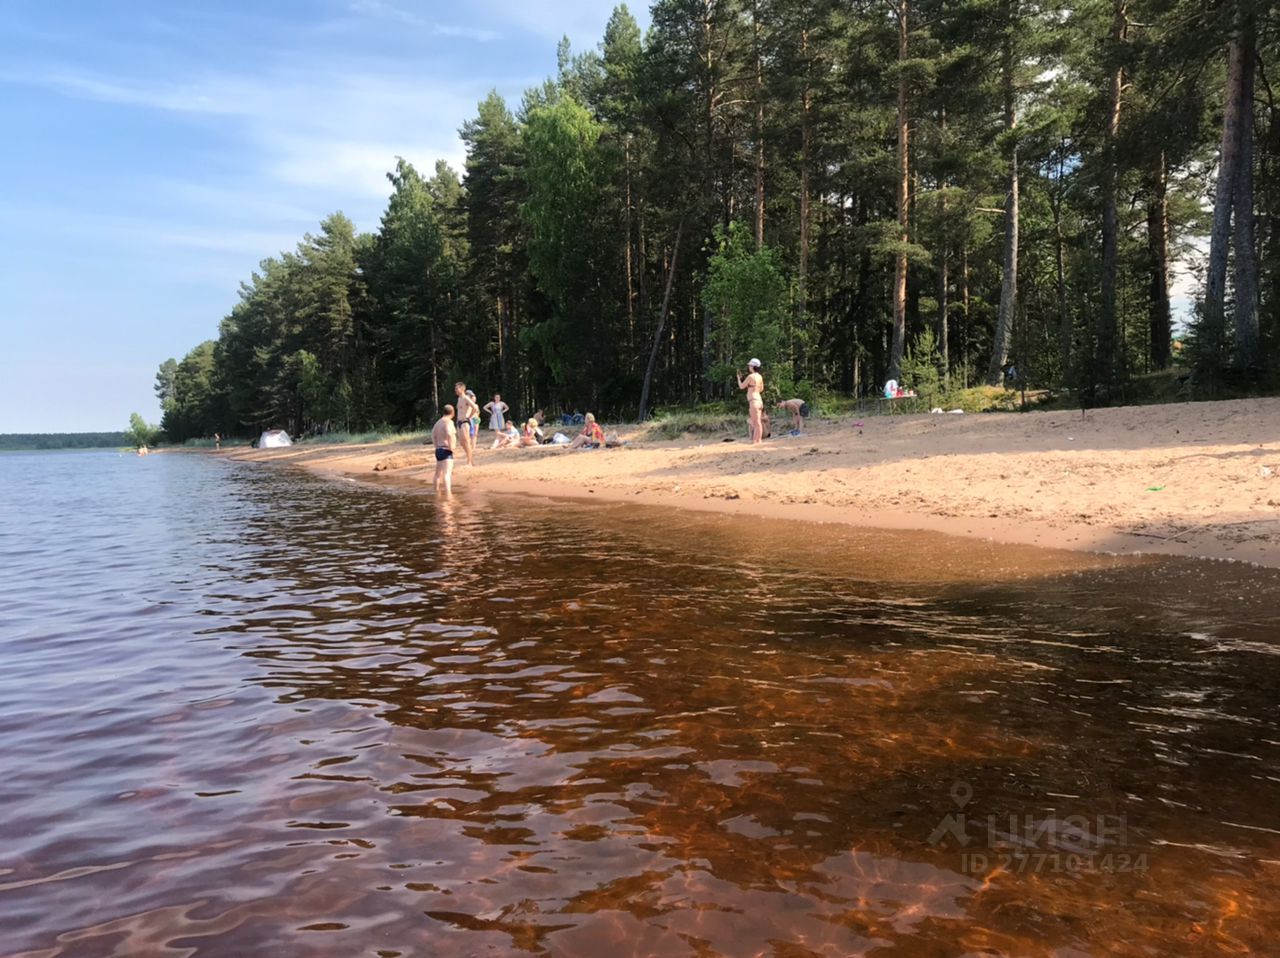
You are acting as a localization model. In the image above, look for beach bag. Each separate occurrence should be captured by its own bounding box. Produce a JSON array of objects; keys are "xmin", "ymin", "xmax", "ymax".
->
[{"xmin": 551, "ymin": 432, "xmax": 571, "ymax": 445}]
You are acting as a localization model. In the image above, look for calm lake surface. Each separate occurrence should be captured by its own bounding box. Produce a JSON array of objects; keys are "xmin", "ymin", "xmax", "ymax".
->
[{"xmin": 3, "ymin": 450, "xmax": 1280, "ymax": 957}]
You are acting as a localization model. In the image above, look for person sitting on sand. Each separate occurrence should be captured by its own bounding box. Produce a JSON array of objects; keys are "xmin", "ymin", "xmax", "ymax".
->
[
  {"xmin": 519, "ymin": 418, "xmax": 543, "ymax": 447},
  {"xmin": 491, "ymin": 420, "xmax": 520, "ymax": 449},
  {"xmin": 776, "ymin": 398, "xmax": 809, "ymax": 435},
  {"xmin": 736, "ymin": 359, "xmax": 765, "ymax": 444},
  {"xmin": 568, "ymin": 413, "xmax": 605, "ymax": 449},
  {"xmin": 432, "ymin": 405, "xmax": 457, "ymax": 494}
]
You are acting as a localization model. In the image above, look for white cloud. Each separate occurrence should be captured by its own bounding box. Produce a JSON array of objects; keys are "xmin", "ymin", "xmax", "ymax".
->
[
  {"xmin": 0, "ymin": 67, "xmax": 247, "ymax": 115},
  {"xmin": 3, "ymin": 56, "xmax": 481, "ymax": 220},
  {"xmin": 346, "ymin": 0, "xmax": 501, "ymax": 41},
  {"xmin": 469, "ymin": 0, "xmax": 649, "ymax": 48}
]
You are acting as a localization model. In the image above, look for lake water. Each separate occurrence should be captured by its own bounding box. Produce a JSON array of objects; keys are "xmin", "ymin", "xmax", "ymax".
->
[{"xmin": 3, "ymin": 449, "xmax": 1280, "ymax": 957}]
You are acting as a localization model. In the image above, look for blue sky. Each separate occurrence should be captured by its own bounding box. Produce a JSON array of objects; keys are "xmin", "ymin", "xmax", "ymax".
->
[{"xmin": 0, "ymin": 0, "xmax": 642, "ymax": 432}]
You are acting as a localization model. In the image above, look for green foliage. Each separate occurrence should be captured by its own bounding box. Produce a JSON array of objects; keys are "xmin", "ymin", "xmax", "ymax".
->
[
  {"xmin": 521, "ymin": 96, "xmax": 618, "ymax": 405},
  {"xmin": 703, "ymin": 222, "xmax": 790, "ymax": 393},
  {"xmin": 297, "ymin": 428, "xmax": 429, "ymax": 445},
  {"xmin": 646, "ymin": 403, "xmax": 741, "ymax": 440},
  {"xmin": 152, "ymin": 0, "xmax": 1280, "ymax": 432},
  {"xmin": 0, "ymin": 433, "xmax": 129, "ymax": 451},
  {"xmin": 900, "ymin": 329, "xmax": 945, "ymax": 407},
  {"xmin": 125, "ymin": 413, "xmax": 160, "ymax": 449}
]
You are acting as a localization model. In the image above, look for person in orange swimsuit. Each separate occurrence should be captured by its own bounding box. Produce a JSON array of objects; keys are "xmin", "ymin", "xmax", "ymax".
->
[{"xmin": 568, "ymin": 413, "xmax": 606, "ymax": 449}]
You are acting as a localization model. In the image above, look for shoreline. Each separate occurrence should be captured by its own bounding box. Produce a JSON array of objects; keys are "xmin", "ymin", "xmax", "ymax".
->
[{"xmin": 223, "ymin": 397, "xmax": 1280, "ymax": 569}]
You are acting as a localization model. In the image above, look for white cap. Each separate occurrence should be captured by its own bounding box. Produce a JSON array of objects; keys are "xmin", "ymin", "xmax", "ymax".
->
[{"xmin": 748, "ymin": 358, "xmax": 761, "ymax": 368}]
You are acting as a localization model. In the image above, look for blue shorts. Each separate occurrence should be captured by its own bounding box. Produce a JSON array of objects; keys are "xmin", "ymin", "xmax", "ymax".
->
[{"xmin": 435, "ymin": 447, "xmax": 453, "ymax": 462}]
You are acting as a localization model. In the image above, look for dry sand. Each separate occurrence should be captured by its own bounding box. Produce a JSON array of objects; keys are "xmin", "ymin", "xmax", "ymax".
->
[{"xmin": 226, "ymin": 398, "xmax": 1280, "ymax": 567}]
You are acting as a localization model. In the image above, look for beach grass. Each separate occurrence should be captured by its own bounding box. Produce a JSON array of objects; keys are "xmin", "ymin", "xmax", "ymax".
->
[{"xmin": 297, "ymin": 428, "xmax": 430, "ymax": 446}]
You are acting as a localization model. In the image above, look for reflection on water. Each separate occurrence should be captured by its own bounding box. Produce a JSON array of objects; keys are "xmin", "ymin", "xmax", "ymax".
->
[{"xmin": 3, "ymin": 451, "xmax": 1280, "ymax": 957}]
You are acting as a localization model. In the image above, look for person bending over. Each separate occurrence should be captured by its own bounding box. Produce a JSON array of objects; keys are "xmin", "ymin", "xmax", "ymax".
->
[{"xmin": 776, "ymin": 398, "xmax": 809, "ymax": 435}]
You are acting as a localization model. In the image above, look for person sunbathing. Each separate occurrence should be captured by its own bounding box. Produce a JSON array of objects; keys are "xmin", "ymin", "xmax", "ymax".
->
[
  {"xmin": 519, "ymin": 418, "xmax": 543, "ymax": 447},
  {"xmin": 568, "ymin": 413, "xmax": 605, "ymax": 449}
]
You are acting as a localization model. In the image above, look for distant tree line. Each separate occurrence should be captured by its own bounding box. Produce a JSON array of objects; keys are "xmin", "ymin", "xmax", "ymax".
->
[
  {"xmin": 157, "ymin": 0, "xmax": 1280, "ymax": 442},
  {"xmin": 0, "ymin": 433, "xmax": 129, "ymax": 450}
]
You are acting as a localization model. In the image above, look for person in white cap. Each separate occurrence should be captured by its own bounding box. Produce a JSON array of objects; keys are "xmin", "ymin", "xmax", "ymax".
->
[{"xmin": 735, "ymin": 358, "xmax": 765, "ymax": 444}]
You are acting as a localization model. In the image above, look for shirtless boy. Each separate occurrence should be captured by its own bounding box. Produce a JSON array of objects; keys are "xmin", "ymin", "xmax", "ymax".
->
[{"xmin": 432, "ymin": 405, "xmax": 457, "ymax": 494}]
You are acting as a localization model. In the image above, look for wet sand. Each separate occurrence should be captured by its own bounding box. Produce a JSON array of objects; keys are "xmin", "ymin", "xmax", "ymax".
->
[{"xmin": 226, "ymin": 397, "xmax": 1280, "ymax": 567}]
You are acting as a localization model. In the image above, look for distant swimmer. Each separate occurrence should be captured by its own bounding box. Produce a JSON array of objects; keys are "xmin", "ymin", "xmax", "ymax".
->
[
  {"xmin": 433, "ymin": 405, "xmax": 457, "ymax": 494},
  {"xmin": 736, "ymin": 358, "xmax": 765, "ymax": 445},
  {"xmin": 775, "ymin": 398, "xmax": 809, "ymax": 435}
]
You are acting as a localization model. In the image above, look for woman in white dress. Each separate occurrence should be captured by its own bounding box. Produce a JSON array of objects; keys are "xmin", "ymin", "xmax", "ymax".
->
[{"xmin": 483, "ymin": 394, "xmax": 509, "ymax": 432}]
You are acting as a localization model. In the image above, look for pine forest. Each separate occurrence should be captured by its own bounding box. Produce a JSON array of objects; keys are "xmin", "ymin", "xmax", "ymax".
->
[{"xmin": 155, "ymin": 0, "xmax": 1280, "ymax": 440}]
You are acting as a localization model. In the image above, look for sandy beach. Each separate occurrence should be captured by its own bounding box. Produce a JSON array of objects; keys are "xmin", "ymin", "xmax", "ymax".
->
[{"xmin": 226, "ymin": 397, "xmax": 1280, "ymax": 567}]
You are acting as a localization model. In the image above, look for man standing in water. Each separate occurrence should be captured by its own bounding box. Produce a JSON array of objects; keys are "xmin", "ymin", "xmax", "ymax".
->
[
  {"xmin": 736, "ymin": 358, "xmax": 765, "ymax": 445},
  {"xmin": 453, "ymin": 382, "xmax": 479, "ymax": 466},
  {"xmin": 432, "ymin": 404, "xmax": 457, "ymax": 494}
]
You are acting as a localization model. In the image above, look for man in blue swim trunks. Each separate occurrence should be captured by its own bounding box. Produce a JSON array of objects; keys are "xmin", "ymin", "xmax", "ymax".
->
[{"xmin": 432, "ymin": 404, "xmax": 457, "ymax": 494}]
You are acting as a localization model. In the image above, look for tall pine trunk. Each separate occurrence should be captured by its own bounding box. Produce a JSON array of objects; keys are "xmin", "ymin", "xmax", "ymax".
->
[
  {"xmin": 639, "ymin": 218, "xmax": 685, "ymax": 420},
  {"xmin": 1205, "ymin": 14, "xmax": 1251, "ymax": 359},
  {"xmin": 962, "ymin": 249, "xmax": 971, "ymax": 387},
  {"xmin": 1147, "ymin": 152, "xmax": 1173, "ymax": 369},
  {"xmin": 889, "ymin": 0, "xmax": 909, "ymax": 381},
  {"xmin": 753, "ymin": 0, "xmax": 766, "ymax": 249},
  {"xmin": 1052, "ymin": 179, "xmax": 1070, "ymax": 380},
  {"xmin": 986, "ymin": 16, "xmax": 1019, "ymax": 386},
  {"xmin": 937, "ymin": 108, "xmax": 949, "ymax": 380},
  {"xmin": 1233, "ymin": 14, "xmax": 1260, "ymax": 368},
  {"xmin": 798, "ymin": 28, "xmax": 812, "ymax": 352},
  {"xmin": 1098, "ymin": 0, "xmax": 1127, "ymax": 391},
  {"xmin": 624, "ymin": 136, "xmax": 635, "ymax": 351}
]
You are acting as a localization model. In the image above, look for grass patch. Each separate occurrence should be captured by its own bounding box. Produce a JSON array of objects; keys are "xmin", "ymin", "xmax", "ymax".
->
[
  {"xmin": 297, "ymin": 428, "xmax": 429, "ymax": 446},
  {"xmin": 644, "ymin": 404, "xmax": 742, "ymax": 440}
]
